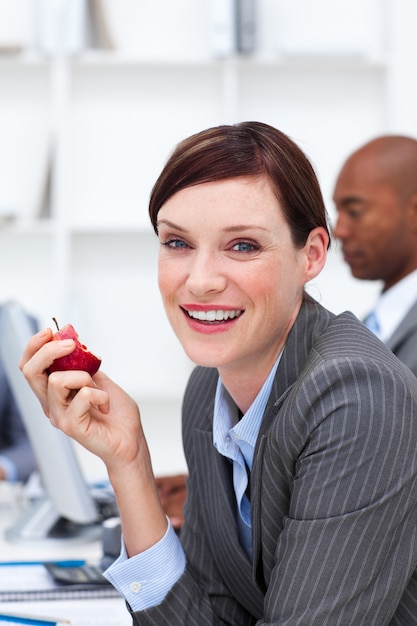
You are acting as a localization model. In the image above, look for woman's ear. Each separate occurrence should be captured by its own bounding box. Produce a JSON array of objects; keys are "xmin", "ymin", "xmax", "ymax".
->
[{"xmin": 304, "ymin": 227, "xmax": 329, "ymax": 280}]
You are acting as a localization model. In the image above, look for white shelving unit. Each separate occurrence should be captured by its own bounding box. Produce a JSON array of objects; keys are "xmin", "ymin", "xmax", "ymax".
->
[{"xmin": 1, "ymin": 0, "xmax": 417, "ymax": 474}]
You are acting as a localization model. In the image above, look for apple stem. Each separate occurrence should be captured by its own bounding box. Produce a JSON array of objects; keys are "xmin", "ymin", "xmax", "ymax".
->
[{"xmin": 52, "ymin": 317, "xmax": 60, "ymax": 332}]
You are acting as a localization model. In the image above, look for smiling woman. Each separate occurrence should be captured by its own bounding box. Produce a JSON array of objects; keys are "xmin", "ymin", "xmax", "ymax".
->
[
  {"xmin": 156, "ymin": 175, "xmax": 328, "ymax": 403},
  {"xmin": 20, "ymin": 121, "xmax": 417, "ymax": 626}
]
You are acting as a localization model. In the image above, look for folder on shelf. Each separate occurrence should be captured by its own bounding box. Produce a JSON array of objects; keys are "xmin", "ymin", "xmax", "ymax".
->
[
  {"xmin": 89, "ymin": 0, "xmax": 115, "ymax": 50},
  {"xmin": 236, "ymin": 0, "xmax": 256, "ymax": 54}
]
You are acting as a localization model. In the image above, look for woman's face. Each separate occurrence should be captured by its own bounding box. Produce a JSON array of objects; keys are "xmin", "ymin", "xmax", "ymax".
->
[{"xmin": 157, "ymin": 176, "xmax": 326, "ymax": 383}]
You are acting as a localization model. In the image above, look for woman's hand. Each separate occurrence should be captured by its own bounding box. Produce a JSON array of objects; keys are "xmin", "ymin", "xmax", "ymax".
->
[
  {"xmin": 19, "ymin": 326, "xmax": 70, "ymax": 417},
  {"xmin": 48, "ymin": 369, "xmax": 143, "ymax": 469},
  {"xmin": 19, "ymin": 328, "xmax": 168, "ymax": 556},
  {"xmin": 19, "ymin": 327, "xmax": 142, "ymax": 470}
]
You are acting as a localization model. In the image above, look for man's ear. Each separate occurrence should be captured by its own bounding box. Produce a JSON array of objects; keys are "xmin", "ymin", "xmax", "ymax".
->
[{"xmin": 304, "ymin": 227, "xmax": 329, "ymax": 281}]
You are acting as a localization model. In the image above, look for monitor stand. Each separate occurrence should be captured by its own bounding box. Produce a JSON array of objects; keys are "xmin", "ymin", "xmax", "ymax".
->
[{"xmin": 5, "ymin": 496, "xmax": 102, "ymax": 546}]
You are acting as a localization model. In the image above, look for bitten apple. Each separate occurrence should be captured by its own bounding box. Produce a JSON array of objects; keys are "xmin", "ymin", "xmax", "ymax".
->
[{"xmin": 46, "ymin": 318, "xmax": 102, "ymax": 376}]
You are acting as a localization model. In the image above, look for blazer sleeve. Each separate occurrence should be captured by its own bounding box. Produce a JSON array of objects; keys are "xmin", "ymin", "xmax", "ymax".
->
[{"xmin": 258, "ymin": 352, "xmax": 417, "ymax": 624}]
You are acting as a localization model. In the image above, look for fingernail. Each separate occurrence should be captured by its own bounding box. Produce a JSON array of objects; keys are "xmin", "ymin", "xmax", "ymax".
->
[{"xmin": 60, "ymin": 339, "xmax": 74, "ymax": 347}]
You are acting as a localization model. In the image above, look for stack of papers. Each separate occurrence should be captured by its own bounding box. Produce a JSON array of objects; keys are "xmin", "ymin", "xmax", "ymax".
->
[
  {"xmin": 0, "ymin": 599, "xmax": 131, "ymax": 626},
  {"xmin": 0, "ymin": 564, "xmax": 120, "ymax": 602}
]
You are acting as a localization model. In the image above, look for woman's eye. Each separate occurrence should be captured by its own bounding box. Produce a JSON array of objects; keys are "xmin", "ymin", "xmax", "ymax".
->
[
  {"xmin": 162, "ymin": 239, "xmax": 189, "ymax": 249},
  {"xmin": 232, "ymin": 241, "xmax": 259, "ymax": 252}
]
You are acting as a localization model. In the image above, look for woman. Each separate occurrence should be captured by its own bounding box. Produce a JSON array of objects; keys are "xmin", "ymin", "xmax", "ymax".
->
[{"xmin": 20, "ymin": 122, "xmax": 417, "ymax": 625}]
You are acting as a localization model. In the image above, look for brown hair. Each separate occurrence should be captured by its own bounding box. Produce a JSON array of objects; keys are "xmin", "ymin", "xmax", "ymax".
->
[{"xmin": 149, "ymin": 121, "xmax": 331, "ymax": 249}]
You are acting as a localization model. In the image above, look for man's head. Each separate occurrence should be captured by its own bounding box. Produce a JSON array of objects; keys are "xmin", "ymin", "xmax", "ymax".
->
[{"xmin": 333, "ymin": 135, "xmax": 417, "ymax": 291}]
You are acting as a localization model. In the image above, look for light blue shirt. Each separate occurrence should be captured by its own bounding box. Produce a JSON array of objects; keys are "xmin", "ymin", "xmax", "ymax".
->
[
  {"xmin": 104, "ymin": 355, "xmax": 281, "ymax": 611},
  {"xmin": 213, "ymin": 355, "xmax": 281, "ymax": 558}
]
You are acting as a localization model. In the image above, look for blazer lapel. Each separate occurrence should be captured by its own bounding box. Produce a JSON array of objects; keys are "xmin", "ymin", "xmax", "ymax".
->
[
  {"xmin": 251, "ymin": 382, "xmax": 295, "ymax": 590},
  {"xmin": 251, "ymin": 296, "xmax": 335, "ymax": 586},
  {"xmin": 193, "ymin": 428, "xmax": 264, "ymax": 618}
]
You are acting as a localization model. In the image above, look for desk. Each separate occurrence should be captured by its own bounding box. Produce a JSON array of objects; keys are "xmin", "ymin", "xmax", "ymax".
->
[
  {"xmin": 0, "ymin": 599, "xmax": 131, "ymax": 625},
  {"xmin": 0, "ymin": 507, "xmax": 102, "ymax": 562},
  {"xmin": 0, "ymin": 496, "xmax": 131, "ymax": 626}
]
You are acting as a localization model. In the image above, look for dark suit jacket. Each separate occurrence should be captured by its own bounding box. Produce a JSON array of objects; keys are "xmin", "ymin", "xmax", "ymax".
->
[
  {"xmin": 132, "ymin": 297, "xmax": 417, "ymax": 625},
  {"xmin": 0, "ymin": 307, "xmax": 37, "ymax": 481},
  {"xmin": 386, "ymin": 298, "xmax": 417, "ymax": 378}
]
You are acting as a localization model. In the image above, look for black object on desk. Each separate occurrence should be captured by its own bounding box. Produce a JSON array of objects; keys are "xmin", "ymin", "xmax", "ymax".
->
[{"xmin": 44, "ymin": 562, "xmax": 110, "ymax": 586}]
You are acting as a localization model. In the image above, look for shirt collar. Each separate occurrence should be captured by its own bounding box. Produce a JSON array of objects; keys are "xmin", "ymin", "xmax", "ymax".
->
[{"xmin": 213, "ymin": 353, "xmax": 282, "ymax": 469}]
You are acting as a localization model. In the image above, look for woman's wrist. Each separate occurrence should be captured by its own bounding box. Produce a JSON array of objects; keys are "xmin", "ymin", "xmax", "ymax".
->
[{"xmin": 107, "ymin": 448, "xmax": 169, "ymax": 556}]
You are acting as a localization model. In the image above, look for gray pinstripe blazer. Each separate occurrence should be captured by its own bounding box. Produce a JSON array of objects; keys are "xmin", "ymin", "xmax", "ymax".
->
[
  {"xmin": 132, "ymin": 296, "xmax": 417, "ymax": 625},
  {"xmin": 386, "ymin": 298, "xmax": 417, "ymax": 379}
]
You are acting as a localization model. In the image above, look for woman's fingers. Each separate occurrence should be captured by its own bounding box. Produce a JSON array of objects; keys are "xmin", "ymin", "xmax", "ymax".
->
[
  {"xmin": 48, "ymin": 369, "xmax": 108, "ymax": 413},
  {"xmin": 46, "ymin": 370, "xmax": 111, "ymax": 455},
  {"xmin": 20, "ymin": 330, "xmax": 75, "ymax": 378},
  {"xmin": 19, "ymin": 328, "xmax": 78, "ymax": 415},
  {"xmin": 19, "ymin": 327, "xmax": 53, "ymax": 367}
]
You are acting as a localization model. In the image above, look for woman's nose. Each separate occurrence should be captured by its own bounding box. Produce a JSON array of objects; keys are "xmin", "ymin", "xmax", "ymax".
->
[{"xmin": 185, "ymin": 253, "xmax": 227, "ymax": 296}]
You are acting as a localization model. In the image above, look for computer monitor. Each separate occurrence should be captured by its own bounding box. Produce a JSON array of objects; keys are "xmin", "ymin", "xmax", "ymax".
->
[{"xmin": 0, "ymin": 301, "xmax": 107, "ymax": 545}]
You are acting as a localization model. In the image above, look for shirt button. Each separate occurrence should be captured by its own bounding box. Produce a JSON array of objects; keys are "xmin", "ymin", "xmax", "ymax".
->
[{"xmin": 130, "ymin": 581, "xmax": 142, "ymax": 593}]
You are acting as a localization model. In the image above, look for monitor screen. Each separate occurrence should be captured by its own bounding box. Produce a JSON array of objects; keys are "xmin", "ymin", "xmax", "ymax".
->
[{"xmin": 0, "ymin": 301, "xmax": 108, "ymax": 545}]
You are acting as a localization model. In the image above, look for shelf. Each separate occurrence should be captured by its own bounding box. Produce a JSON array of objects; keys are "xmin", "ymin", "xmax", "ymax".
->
[
  {"xmin": 0, "ymin": 218, "xmax": 54, "ymax": 235},
  {"xmin": 72, "ymin": 50, "xmax": 224, "ymax": 68},
  {"xmin": 0, "ymin": 51, "xmax": 51, "ymax": 66},
  {"xmin": 69, "ymin": 49, "xmax": 388, "ymax": 71},
  {"xmin": 0, "ymin": 219, "xmax": 156, "ymax": 237},
  {"xmin": 68, "ymin": 222, "xmax": 155, "ymax": 235}
]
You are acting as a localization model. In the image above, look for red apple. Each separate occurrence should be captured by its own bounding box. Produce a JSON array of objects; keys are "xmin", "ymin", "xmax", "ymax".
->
[{"xmin": 46, "ymin": 318, "xmax": 101, "ymax": 376}]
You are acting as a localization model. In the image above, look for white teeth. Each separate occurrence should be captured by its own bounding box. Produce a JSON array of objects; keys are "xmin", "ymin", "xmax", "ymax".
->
[{"xmin": 186, "ymin": 309, "xmax": 242, "ymax": 322}]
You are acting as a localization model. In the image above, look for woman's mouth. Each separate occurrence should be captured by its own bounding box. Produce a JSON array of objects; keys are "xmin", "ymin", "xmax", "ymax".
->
[{"xmin": 183, "ymin": 308, "xmax": 243, "ymax": 324}]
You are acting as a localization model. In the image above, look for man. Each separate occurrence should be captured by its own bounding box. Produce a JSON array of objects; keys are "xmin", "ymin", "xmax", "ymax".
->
[
  {"xmin": 333, "ymin": 134, "xmax": 417, "ymax": 377},
  {"xmin": 0, "ymin": 305, "xmax": 37, "ymax": 481}
]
